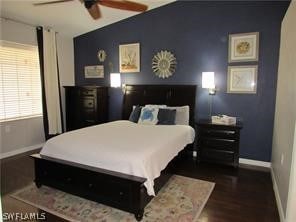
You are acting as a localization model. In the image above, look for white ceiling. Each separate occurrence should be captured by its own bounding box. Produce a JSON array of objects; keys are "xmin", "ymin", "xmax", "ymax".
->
[{"xmin": 0, "ymin": 0, "xmax": 175, "ymax": 38}]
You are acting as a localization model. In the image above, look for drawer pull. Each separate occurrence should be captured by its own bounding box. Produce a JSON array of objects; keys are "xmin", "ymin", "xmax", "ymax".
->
[
  {"xmin": 82, "ymin": 90, "xmax": 93, "ymax": 94},
  {"xmin": 206, "ymin": 130, "xmax": 235, "ymax": 134},
  {"xmin": 88, "ymin": 183, "xmax": 93, "ymax": 188},
  {"xmin": 83, "ymin": 100, "xmax": 94, "ymax": 107},
  {"xmin": 66, "ymin": 177, "xmax": 72, "ymax": 182},
  {"xmin": 85, "ymin": 120, "xmax": 95, "ymax": 123},
  {"xmin": 220, "ymin": 139, "xmax": 235, "ymax": 143},
  {"xmin": 205, "ymin": 138, "xmax": 235, "ymax": 143},
  {"xmin": 119, "ymin": 191, "xmax": 124, "ymax": 196}
]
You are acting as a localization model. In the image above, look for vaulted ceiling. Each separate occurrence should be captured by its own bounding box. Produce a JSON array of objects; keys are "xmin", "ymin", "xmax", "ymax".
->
[{"xmin": 1, "ymin": 0, "xmax": 175, "ymax": 37}]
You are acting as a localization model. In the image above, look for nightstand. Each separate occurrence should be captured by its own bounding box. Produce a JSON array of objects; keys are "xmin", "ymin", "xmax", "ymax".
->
[{"xmin": 196, "ymin": 119, "xmax": 243, "ymax": 167}]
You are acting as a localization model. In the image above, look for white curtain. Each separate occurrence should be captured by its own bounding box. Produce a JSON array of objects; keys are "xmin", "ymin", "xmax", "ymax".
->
[{"xmin": 43, "ymin": 28, "xmax": 62, "ymax": 134}]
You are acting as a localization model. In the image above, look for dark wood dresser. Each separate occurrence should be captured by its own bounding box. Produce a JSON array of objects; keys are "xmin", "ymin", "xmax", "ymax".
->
[
  {"xmin": 196, "ymin": 119, "xmax": 243, "ymax": 167},
  {"xmin": 64, "ymin": 86, "xmax": 108, "ymax": 131}
]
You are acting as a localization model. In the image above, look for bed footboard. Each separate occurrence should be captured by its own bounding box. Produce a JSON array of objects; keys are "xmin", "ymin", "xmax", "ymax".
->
[{"xmin": 31, "ymin": 154, "xmax": 148, "ymax": 221}]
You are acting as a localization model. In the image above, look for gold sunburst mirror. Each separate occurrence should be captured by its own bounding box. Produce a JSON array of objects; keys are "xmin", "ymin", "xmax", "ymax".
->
[
  {"xmin": 152, "ymin": 50, "xmax": 177, "ymax": 79},
  {"xmin": 97, "ymin": 50, "xmax": 107, "ymax": 62}
]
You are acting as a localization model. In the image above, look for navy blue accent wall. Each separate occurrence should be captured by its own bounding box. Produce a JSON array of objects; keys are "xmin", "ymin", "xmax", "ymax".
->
[{"xmin": 74, "ymin": 1, "xmax": 289, "ymax": 162}]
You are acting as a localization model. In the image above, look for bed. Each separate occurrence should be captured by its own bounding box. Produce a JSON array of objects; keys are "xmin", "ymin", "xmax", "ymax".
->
[{"xmin": 31, "ymin": 84, "xmax": 197, "ymax": 221}]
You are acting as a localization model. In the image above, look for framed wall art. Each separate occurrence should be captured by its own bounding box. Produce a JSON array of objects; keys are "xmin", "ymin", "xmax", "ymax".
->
[
  {"xmin": 227, "ymin": 65, "xmax": 258, "ymax": 94},
  {"xmin": 228, "ymin": 32, "xmax": 259, "ymax": 62},
  {"xmin": 119, "ymin": 43, "xmax": 140, "ymax": 73},
  {"xmin": 84, "ymin": 65, "xmax": 104, "ymax": 78}
]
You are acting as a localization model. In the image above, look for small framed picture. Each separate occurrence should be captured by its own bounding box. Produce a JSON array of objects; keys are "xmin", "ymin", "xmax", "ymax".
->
[
  {"xmin": 119, "ymin": 43, "xmax": 140, "ymax": 73},
  {"xmin": 84, "ymin": 65, "xmax": 104, "ymax": 78},
  {"xmin": 229, "ymin": 32, "xmax": 259, "ymax": 62},
  {"xmin": 227, "ymin": 65, "xmax": 258, "ymax": 94}
]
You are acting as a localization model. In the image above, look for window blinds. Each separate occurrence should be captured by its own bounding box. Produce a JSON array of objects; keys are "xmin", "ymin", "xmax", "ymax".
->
[{"xmin": 0, "ymin": 40, "xmax": 42, "ymax": 121}]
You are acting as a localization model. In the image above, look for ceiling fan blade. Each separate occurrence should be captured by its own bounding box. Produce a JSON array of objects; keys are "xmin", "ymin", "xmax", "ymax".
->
[
  {"xmin": 33, "ymin": 0, "xmax": 74, "ymax": 6},
  {"xmin": 87, "ymin": 3, "xmax": 102, "ymax": 19},
  {"xmin": 98, "ymin": 0, "xmax": 148, "ymax": 12}
]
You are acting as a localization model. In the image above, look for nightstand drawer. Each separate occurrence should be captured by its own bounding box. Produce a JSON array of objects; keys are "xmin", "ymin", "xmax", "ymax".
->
[
  {"xmin": 201, "ymin": 138, "xmax": 236, "ymax": 151},
  {"xmin": 200, "ymin": 128, "xmax": 237, "ymax": 139},
  {"xmin": 201, "ymin": 149, "xmax": 234, "ymax": 163}
]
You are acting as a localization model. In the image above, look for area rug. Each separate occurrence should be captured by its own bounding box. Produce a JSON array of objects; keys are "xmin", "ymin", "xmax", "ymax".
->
[{"xmin": 10, "ymin": 175, "xmax": 214, "ymax": 222}]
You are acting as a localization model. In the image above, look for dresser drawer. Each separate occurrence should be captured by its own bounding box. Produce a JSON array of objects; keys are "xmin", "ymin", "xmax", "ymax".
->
[
  {"xmin": 82, "ymin": 98, "xmax": 95, "ymax": 108},
  {"xmin": 82, "ymin": 119, "xmax": 96, "ymax": 127},
  {"xmin": 81, "ymin": 88, "xmax": 96, "ymax": 97},
  {"xmin": 201, "ymin": 138, "xmax": 236, "ymax": 151},
  {"xmin": 37, "ymin": 160, "xmax": 77, "ymax": 187},
  {"xmin": 80, "ymin": 110, "xmax": 95, "ymax": 126},
  {"xmin": 65, "ymin": 86, "xmax": 108, "ymax": 131},
  {"xmin": 82, "ymin": 173, "xmax": 132, "ymax": 204},
  {"xmin": 201, "ymin": 149, "xmax": 234, "ymax": 163},
  {"xmin": 200, "ymin": 128, "xmax": 237, "ymax": 139}
]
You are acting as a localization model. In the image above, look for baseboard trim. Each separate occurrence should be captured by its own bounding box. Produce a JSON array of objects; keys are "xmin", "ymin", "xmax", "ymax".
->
[
  {"xmin": 0, "ymin": 143, "xmax": 44, "ymax": 159},
  {"xmin": 239, "ymin": 158, "xmax": 271, "ymax": 168},
  {"xmin": 271, "ymin": 166, "xmax": 285, "ymax": 222}
]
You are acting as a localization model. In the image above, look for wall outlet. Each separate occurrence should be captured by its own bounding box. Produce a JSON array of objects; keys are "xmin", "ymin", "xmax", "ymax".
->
[{"xmin": 281, "ymin": 154, "xmax": 285, "ymax": 165}]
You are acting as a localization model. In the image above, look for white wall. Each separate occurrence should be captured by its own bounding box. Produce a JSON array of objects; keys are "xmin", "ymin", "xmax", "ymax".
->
[
  {"xmin": 0, "ymin": 18, "xmax": 74, "ymax": 157},
  {"xmin": 0, "ymin": 18, "xmax": 37, "ymax": 46},
  {"xmin": 271, "ymin": 1, "xmax": 296, "ymax": 221},
  {"xmin": 0, "ymin": 18, "xmax": 45, "ymax": 157},
  {"xmin": 286, "ymin": 122, "xmax": 296, "ymax": 222}
]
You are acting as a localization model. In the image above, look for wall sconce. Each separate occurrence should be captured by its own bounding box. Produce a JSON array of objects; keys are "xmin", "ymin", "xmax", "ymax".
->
[
  {"xmin": 202, "ymin": 72, "xmax": 216, "ymax": 95},
  {"xmin": 110, "ymin": 73, "xmax": 121, "ymax": 88}
]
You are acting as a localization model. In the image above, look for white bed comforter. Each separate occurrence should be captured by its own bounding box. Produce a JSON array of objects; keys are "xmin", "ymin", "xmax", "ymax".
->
[{"xmin": 40, "ymin": 120, "xmax": 195, "ymax": 196}]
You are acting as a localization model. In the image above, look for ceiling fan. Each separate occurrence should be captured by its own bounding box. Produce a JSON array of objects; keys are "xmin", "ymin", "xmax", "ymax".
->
[{"xmin": 33, "ymin": 0, "xmax": 148, "ymax": 20}]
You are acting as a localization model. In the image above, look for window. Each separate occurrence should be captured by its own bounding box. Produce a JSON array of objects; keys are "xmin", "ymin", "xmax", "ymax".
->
[{"xmin": 0, "ymin": 40, "xmax": 42, "ymax": 122}]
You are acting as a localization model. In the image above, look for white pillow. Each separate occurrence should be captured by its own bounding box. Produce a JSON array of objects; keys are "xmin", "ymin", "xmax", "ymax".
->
[
  {"xmin": 145, "ymin": 104, "xmax": 167, "ymax": 108},
  {"xmin": 138, "ymin": 107, "xmax": 159, "ymax": 125},
  {"xmin": 165, "ymin": 106, "xmax": 189, "ymax": 125}
]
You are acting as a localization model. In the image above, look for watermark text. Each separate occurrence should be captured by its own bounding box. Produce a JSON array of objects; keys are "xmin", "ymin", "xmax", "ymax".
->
[{"xmin": 2, "ymin": 212, "xmax": 46, "ymax": 221}]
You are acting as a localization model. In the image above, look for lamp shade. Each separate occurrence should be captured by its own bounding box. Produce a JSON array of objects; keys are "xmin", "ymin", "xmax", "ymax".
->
[
  {"xmin": 202, "ymin": 72, "xmax": 215, "ymax": 89},
  {"xmin": 110, "ymin": 73, "xmax": 121, "ymax": 88}
]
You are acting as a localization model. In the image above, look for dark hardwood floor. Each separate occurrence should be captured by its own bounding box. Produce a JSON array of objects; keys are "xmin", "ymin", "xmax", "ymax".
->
[{"xmin": 1, "ymin": 150, "xmax": 279, "ymax": 222}]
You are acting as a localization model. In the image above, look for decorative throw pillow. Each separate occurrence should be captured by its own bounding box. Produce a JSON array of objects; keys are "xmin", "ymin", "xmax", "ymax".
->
[
  {"xmin": 157, "ymin": 109, "xmax": 176, "ymax": 125},
  {"xmin": 138, "ymin": 107, "xmax": 159, "ymax": 125},
  {"xmin": 165, "ymin": 106, "xmax": 190, "ymax": 125},
  {"xmin": 129, "ymin": 105, "xmax": 142, "ymax": 123}
]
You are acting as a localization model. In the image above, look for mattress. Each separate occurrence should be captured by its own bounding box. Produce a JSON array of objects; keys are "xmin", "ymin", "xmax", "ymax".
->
[{"xmin": 40, "ymin": 120, "xmax": 195, "ymax": 196}]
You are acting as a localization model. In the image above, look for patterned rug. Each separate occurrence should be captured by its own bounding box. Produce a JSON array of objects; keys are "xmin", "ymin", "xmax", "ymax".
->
[{"xmin": 11, "ymin": 175, "xmax": 214, "ymax": 222}]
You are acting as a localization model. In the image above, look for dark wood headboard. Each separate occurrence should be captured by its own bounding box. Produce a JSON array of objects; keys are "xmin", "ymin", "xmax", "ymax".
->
[{"xmin": 122, "ymin": 85, "xmax": 197, "ymax": 127}]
